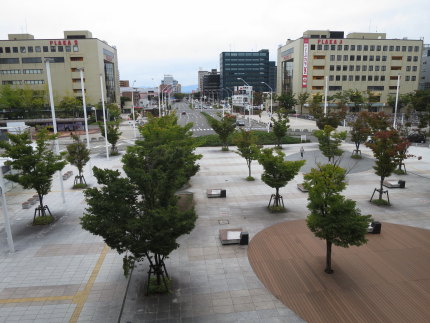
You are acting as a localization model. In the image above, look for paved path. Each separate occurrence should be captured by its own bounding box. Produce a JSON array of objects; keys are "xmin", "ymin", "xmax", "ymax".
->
[{"xmin": 1, "ymin": 137, "xmax": 430, "ymax": 322}]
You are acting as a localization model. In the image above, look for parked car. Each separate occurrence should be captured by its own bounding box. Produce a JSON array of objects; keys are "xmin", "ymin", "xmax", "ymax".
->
[
  {"xmin": 408, "ymin": 132, "xmax": 426, "ymax": 143},
  {"xmin": 236, "ymin": 120, "xmax": 245, "ymax": 127},
  {"xmin": 181, "ymin": 111, "xmax": 186, "ymax": 115}
]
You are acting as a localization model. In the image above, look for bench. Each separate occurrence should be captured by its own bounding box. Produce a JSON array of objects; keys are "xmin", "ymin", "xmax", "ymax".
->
[
  {"xmin": 219, "ymin": 228, "xmax": 248, "ymax": 245},
  {"xmin": 383, "ymin": 180, "xmax": 405, "ymax": 189},
  {"xmin": 297, "ymin": 183, "xmax": 308, "ymax": 192},
  {"xmin": 207, "ymin": 189, "xmax": 227, "ymax": 198}
]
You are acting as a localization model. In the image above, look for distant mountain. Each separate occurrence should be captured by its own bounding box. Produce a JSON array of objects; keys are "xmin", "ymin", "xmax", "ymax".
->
[{"xmin": 181, "ymin": 85, "xmax": 198, "ymax": 93}]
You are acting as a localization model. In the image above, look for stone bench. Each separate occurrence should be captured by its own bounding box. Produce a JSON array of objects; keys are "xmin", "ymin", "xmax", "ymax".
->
[{"xmin": 297, "ymin": 183, "xmax": 308, "ymax": 192}]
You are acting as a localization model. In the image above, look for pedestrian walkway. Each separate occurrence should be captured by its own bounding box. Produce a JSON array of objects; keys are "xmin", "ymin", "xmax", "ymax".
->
[{"xmin": 1, "ymin": 139, "xmax": 429, "ymax": 322}]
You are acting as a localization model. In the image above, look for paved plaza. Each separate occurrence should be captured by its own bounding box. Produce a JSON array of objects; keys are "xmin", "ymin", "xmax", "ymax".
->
[{"xmin": 0, "ymin": 118, "xmax": 429, "ymax": 322}]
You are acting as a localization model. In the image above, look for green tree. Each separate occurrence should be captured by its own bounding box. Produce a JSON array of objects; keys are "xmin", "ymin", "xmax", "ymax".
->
[
  {"xmin": 297, "ymin": 92, "xmax": 310, "ymax": 115},
  {"xmin": 271, "ymin": 111, "xmax": 290, "ymax": 149},
  {"xmin": 349, "ymin": 112, "xmax": 371, "ymax": 156},
  {"xmin": 344, "ymin": 89, "xmax": 364, "ymax": 112},
  {"xmin": 58, "ymin": 96, "xmax": 82, "ymax": 117},
  {"xmin": 366, "ymin": 129, "xmax": 403, "ymax": 203},
  {"xmin": 208, "ymin": 114, "xmax": 237, "ymax": 151},
  {"xmin": 98, "ymin": 120, "xmax": 122, "ymax": 155},
  {"xmin": 309, "ymin": 93, "xmax": 347, "ymax": 130},
  {"xmin": 0, "ymin": 129, "xmax": 67, "ymax": 221},
  {"xmin": 304, "ymin": 164, "xmax": 371, "ymax": 274},
  {"xmin": 258, "ymin": 148, "xmax": 305, "ymax": 210},
  {"xmin": 120, "ymin": 96, "xmax": 131, "ymax": 110},
  {"xmin": 314, "ymin": 125, "xmax": 347, "ymax": 164},
  {"xmin": 173, "ymin": 93, "xmax": 186, "ymax": 101},
  {"xmin": 82, "ymin": 114, "xmax": 201, "ymax": 291},
  {"xmin": 65, "ymin": 134, "xmax": 90, "ymax": 186},
  {"xmin": 234, "ymin": 129, "xmax": 261, "ymax": 180},
  {"xmin": 410, "ymin": 89, "xmax": 430, "ymax": 130},
  {"xmin": 253, "ymin": 91, "xmax": 264, "ymax": 106},
  {"xmin": 276, "ymin": 91, "xmax": 297, "ymax": 114}
]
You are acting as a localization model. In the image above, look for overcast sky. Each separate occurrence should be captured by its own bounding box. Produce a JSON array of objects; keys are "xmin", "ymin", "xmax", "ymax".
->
[{"xmin": 1, "ymin": 0, "xmax": 429, "ymax": 89}]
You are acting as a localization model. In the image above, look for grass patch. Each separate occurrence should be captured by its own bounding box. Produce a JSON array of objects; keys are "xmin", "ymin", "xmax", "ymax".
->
[
  {"xmin": 147, "ymin": 276, "xmax": 172, "ymax": 295},
  {"xmin": 351, "ymin": 154, "xmax": 362, "ymax": 159},
  {"xmin": 268, "ymin": 205, "xmax": 286, "ymax": 213},
  {"xmin": 221, "ymin": 147, "xmax": 229, "ymax": 151},
  {"xmin": 371, "ymin": 199, "xmax": 390, "ymax": 206},
  {"xmin": 196, "ymin": 131, "xmax": 301, "ymax": 147},
  {"xmin": 246, "ymin": 176, "xmax": 255, "ymax": 181},
  {"xmin": 110, "ymin": 151, "xmax": 120, "ymax": 156},
  {"xmin": 73, "ymin": 183, "xmax": 88, "ymax": 189},
  {"xmin": 33, "ymin": 215, "xmax": 54, "ymax": 225},
  {"xmin": 393, "ymin": 169, "xmax": 407, "ymax": 175}
]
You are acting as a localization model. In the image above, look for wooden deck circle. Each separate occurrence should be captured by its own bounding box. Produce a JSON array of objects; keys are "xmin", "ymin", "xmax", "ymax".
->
[{"xmin": 248, "ymin": 220, "xmax": 430, "ymax": 323}]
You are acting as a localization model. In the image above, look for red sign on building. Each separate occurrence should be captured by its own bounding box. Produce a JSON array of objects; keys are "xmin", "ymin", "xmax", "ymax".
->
[
  {"xmin": 49, "ymin": 40, "xmax": 78, "ymax": 46},
  {"xmin": 302, "ymin": 38, "xmax": 309, "ymax": 88}
]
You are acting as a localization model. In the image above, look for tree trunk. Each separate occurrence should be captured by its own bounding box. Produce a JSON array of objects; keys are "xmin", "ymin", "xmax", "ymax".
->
[
  {"xmin": 275, "ymin": 188, "xmax": 279, "ymax": 207},
  {"xmin": 325, "ymin": 240, "xmax": 334, "ymax": 274},
  {"xmin": 379, "ymin": 176, "xmax": 385, "ymax": 200},
  {"xmin": 247, "ymin": 160, "xmax": 252, "ymax": 178}
]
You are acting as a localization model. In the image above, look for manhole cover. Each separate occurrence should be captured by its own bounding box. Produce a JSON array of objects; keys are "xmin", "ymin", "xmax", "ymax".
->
[{"xmin": 218, "ymin": 219, "xmax": 229, "ymax": 225}]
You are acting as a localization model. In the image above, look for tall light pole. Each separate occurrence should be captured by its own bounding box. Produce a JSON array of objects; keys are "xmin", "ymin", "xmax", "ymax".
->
[
  {"xmin": 131, "ymin": 80, "xmax": 137, "ymax": 138},
  {"xmin": 393, "ymin": 74, "xmax": 401, "ymax": 129},
  {"xmin": 324, "ymin": 76, "xmax": 328, "ymax": 116},
  {"xmin": 45, "ymin": 58, "xmax": 65, "ymax": 204},
  {"xmin": 99, "ymin": 74, "xmax": 109, "ymax": 160},
  {"xmin": 77, "ymin": 68, "xmax": 91, "ymax": 149},
  {"xmin": 0, "ymin": 159, "xmax": 14, "ymax": 253}
]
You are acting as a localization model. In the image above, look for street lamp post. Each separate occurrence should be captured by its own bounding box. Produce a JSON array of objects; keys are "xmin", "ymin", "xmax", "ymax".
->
[
  {"xmin": 45, "ymin": 58, "xmax": 66, "ymax": 204},
  {"xmin": 0, "ymin": 160, "xmax": 14, "ymax": 253},
  {"xmin": 77, "ymin": 68, "xmax": 91, "ymax": 149},
  {"xmin": 131, "ymin": 80, "xmax": 137, "ymax": 138},
  {"xmin": 99, "ymin": 74, "xmax": 109, "ymax": 160},
  {"xmin": 324, "ymin": 76, "xmax": 328, "ymax": 116},
  {"xmin": 393, "ymin": 74, "xmax": 401, "ymax": 129}
]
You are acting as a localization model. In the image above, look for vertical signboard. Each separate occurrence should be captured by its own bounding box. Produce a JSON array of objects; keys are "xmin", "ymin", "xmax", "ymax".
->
[{"xmin": 302, "ymin": 38, "xmax": 309, "ymax": 88}]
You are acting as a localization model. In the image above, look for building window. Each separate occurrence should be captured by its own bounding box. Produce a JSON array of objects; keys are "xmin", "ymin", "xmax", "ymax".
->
[
  {"xmin": 375, "ymin": 66, "xmax": 380, "ymax": 71},
  {"xmin": 408, "ymin": 46, "xmax": 413, "ymax": 52},
  {"xmin": 350, "ymin": 55, "xmax": 355, "ymax": 61},
  {"xmin": 5, "ymin": 47, "xmax": 11, "ymax": 53},
  {"xmin": 329, "ymin": 65, "xmax": 335, "ymax": 71},
  {"xmin": 349, "ymin": 65, "xmax": 354, "ymax": 71},
  {"xmin": 390, "ymin": 76, "xmax": 398, "ymax": 80},
  {"xmin": 395, "ymin": 46, "xmax": 400, "ymax": 51},
  {"xmin": 66, "ymin": 46, "xmax": 71, "ymax": 52},
  {"xmin": 0, "ymin": 47, "xmax": 3, "ymax": 53},
  {"xmin": 58, "ymin": 46, "xmax": 64, "ymax": 52},
  {"xmin": 330, "ymin": 45, "xmax": 336, "ymax": 50},
  {"xmin": 363, "ymin": 55, "xmax": 368, "ymax": 61},
  {"xmin": 374, "ymin": 75, "xmax": 379, "ymax": 81},
  {"xmin": 310, "ymin": 44, "xmax": 315, "ymax": 50},
  {"xmin": 368, "ymin": 75, "xmax": 373, "ymax": 81},
  {"xmin": 357, "ymin": 45, "xmax": 362, "ymax": 51},
  {"xmin": 355, "ymin": 75, "xmax": 360, "ymax": 81},
  {"xmin": 356, "ymin": 55, "xmax": 361, "ymax": 61},
  {"xmin": 337, "ymin": 55, "xmax": 342, "ymax": 61},
  {"xmin": 351, "ymin": 45, "xmax": 356, "ymax": 51},
  {"xmin": 330, "ymin": 55, "xmax": 335, "ymax": 61},
  {"xmin": 405, "ymin": 76, "xmax": 410, "ymax": 81},
  {"xmin": 342, "ymin": 75, "xmax": 347, "ymax": 81},
  {"xmin": 406, "ymin": 66, "xmax": 411, "ymax": 71},
  {"xmin": 28, "ymin": 46, "xmax": 33, "ymax": 53},
  {"xmin": 392, "ymin": 56, "xmax": 402, "ymax": 60},
  {"xmin": 356, "ymin": 65, "xmax": 361, "ymax": 71},
  {"xmin": 22, "ymin": 57, "xmax": 42, "ymax": 64},
  {"xmin": 0, "ymin": 58, "xmax": 20, "ymax": 64},
  {"xmin": 369, "ymin": 55, "xmax": 374, "ymax": 61},
  {"xmin": 414, "ymin": 46, "xmax": 419, "ymax": 52},
  {"xmin": 368, "ymin": 86, "xmax": 384, "ymax": 91},
  {"xmin": 389, "ymin": 46, "xmax": 394, "ymax": 51},
  {"xmin": 362, "ymin": 75, "xmax": 366, "ymax": 81},
  {"xmin": 337, "ymin": 45, "xmax": 342, "ymax": 50},
  {"xmin": 343, "ymin": 65, "xmax": 347, "ymax": 71},
  {"xmin": 12, "ymin": 47, "xmax": 18, "ymax": 53},
  {"xmin": 381, "ymin": 76, "xmax": 385, "ymax": 81},
  {"xmin": 362, "ymin": 65, "xmax": 367, "ymax": 71},
  {"xmin": 336, "ymin": 65, "xmax": 341, "ymax": 71},
  {"xmin": 45, "ymin": 57, "xmax": 65, "ymax": 63},
  {"xmin": 376, "ymin": 56, "xmax": 380, "ymax": 61},
  {"xmin": 24, "ymin": 80, "xmax": 44, "ymax": 84},
  {"xmin": 20, "ymin": 46, "xmax": 26, "ymax": 53},
  {"xmin": 407, "ymin": 56, "xmax": 412, "ymax": 62},
  {"xmin": 314, "ymin": 55, "xmax": 325, "ymax": 59},
  {"xmin": 382, "ymin": 56, "xmax": 387, "ymax": 61},
  {"xmin": 70, "ymin": 57, "xmax": 84, "ymax": 61},
  {"xmin": 2, "ymin": 80, "xmax": 22, "ymax": 85},
  {"xmin": 329, "ymin": 75, "xmax": 334, "ymax": 81},
  {"xmin": 391, "ymin": 66, "xmax": 402, "ymax": 70},
  {"xmin": 73, "ymin": 46, "xmax": 79, "ymax": 52},
  {"xmin": 413, "ymin": 56, "xmax": 418, "ymax": 62},
  {"xmin": 344, "ymin": 55, "xmax": 348, "ymax": 61},
  {"xmin": 412, "ymin": 66, "xmax": 417, "ymax": 71},
  {"xmin": 370, "ymin": 45, "xmax": 375, "ymax": 51},
  {"xmin": 363, "ymin": 45, "xmax": 368, "ymax": 51},
  {"xmin": 23, "ymin": 69, "xmax": 43, "ymax": 74},
  {"xmin": 313, "ymin": 76, "xmax": 324, "ymax": 80},
  {"xmin": 402, "ymin": 46, "xmax": 406, "ymax": 52},
  {"xmin": 369, "ymin": 66, "xmax": 374, "ymax": 71},
  {"xmin": 412, "ymin": 76, "xmax": 416, "ymax": 81},
  {"xmin": 349, "ymin": 75, "xmax": 353, "ymax": 81},
  {"xmin": 383, "ymin": 45, "xmax": 387, "ymax": 51},
  {"xmin": 336, "ymin": 75, "xmax": 340, "ymax": 81},
  {"xmin": 35, "ymin": 46, "xmax": 41, "ymax": 52},
  {"xmin": 317, "ymin": 44, "xmax": 322, "ymax": 50},
  {"xmin": 381, "ymin": 66, "xmax": 386, "ymax": 71},
  {"xmin": 0, "ymin": 69, "xmax": 21, "ymax": 74},
  {"xmin": 43, "ymin": 46, "xmax": 49, "ymax": 52},
  {"xmin": 329, "ymin": 86, "xmax": 342, "ymax": 91},
  {"xmin": 324, "ymin": 45, "xmax": 329, "ymax": 50},
  {"xmin": 376, "ymin": 45, "xmax": 381, "ymax": 51},
  {"xmin": 344, "ymin": 45, "xmax": 349, "ymax": 50},
  {"xmin": 312, "ymin": 86, "xmax": 324, "ymax": 90}
]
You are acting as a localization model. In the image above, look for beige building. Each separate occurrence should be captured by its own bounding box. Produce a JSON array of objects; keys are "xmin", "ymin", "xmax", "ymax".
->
[
  {"xmin": 0, "ymin": 30, "xmax": 120, "ymax": 106},
  {"xmin": 277, "ymin": 30, "xmax": 423, "ymax": 113}
]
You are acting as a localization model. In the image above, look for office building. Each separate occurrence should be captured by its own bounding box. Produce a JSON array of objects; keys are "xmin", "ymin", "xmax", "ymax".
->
[
  {"xmin": 0, "ymin": 30, "xmax": 120, "ymax": 106},
  {"xmin": 220, "ymin": 49, "xmax": 276, "ymax": 98},
  {"xmin": 277, "ymin": 30, "xmax": 423, "ymax": 113},
  {"xmin": 198, "ymin": 70, "xmax": 210, "ymax": 93},
  {"xmin": 202, "ymin": 69, "xmax": 220, "ymax": 101},
  {"xmin": 419, "ymin": 45, "xmax": 430, "ymax": 90},
  {"xmin": 160, "ymin": 74, "xmax": 181, "ymax": 94}
]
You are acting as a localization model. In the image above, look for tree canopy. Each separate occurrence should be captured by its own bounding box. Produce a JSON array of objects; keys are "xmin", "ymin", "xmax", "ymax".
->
[
  {"xmin": 271, "ymin": 111, "xmax": 290, "ymax": 149},
  {"xmin": 207, "ymin": 113, "xmax": 237, "ymax": 151},
  {"xmin": 314, "ymin": 125, "xmax": 347, "ymax": 164},
  {"xmin": 304, "ymin": 164, "xmax": 371, "ymax": 273},
  {"xmin": 234, "ymin": 129, "xmax": 260, "ymax": 180},
  {"xmin": 65, "ymin": 134, "xmax": 90, "ymax": 185}
]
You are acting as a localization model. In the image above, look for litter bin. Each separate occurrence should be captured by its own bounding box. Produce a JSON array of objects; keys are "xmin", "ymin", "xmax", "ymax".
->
[
  {"xmin": 398, "ymin": 180, "xmax": 405, "ymax": 188},
  {"xmin": 371, "ymin": 221, "xmax": 382, "ymax": 234},
  {"xmin": 220, "ymin": 189, "xmax": 227, "ymax": 198},
  {"xmin": 240, "ymin": 232, "xmax": 249, "ymax": 245}
]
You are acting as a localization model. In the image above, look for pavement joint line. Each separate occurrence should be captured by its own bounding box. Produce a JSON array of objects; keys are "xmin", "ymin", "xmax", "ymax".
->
[{"xmin": 0, "ymin": 244, "xmax": 110, "ymax": 323}]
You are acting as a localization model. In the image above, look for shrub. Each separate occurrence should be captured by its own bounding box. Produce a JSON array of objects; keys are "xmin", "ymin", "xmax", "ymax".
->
[{"xmin": 33, "ymin": 215, "xmax": 54, "ymax": 225}]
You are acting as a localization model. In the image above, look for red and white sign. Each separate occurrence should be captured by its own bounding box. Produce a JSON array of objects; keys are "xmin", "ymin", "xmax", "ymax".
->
[
  {"xmin": 317, "ymin": 39, "xmax": 343, "ymax": 45},
  {"xmin": 302, "ymin": 38, "xmax": 309, "ymax": 88},
  {"xmin": 49, "ymin": 40, "xmax": 78, "ymax": 46}
]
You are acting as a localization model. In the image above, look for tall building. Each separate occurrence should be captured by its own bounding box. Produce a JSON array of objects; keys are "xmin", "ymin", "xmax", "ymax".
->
[
  {"xmin": 202, "ymin": 69, "xmax": 220, "ymax": 101},
  {"xmin": 0, "ymin": 30, "xmax": 120, "ymax": 106},
  {"xmin": 160, "ymin": 74, "xmax": 181, "ymax": 93},
  {"xmin": 198, "ymin": 70, "xmax": 210, "ymax": 93},
  {"xmin": 277, "ymin": 30, "xmax": 423, "ymax": 113},
  {"xmin": 220, "ymin": 49, "xmax": 276, "ymax": 98},
  {"xmin": 419, "ymin": 45, "xmax": 430, "ymax": 90}
]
